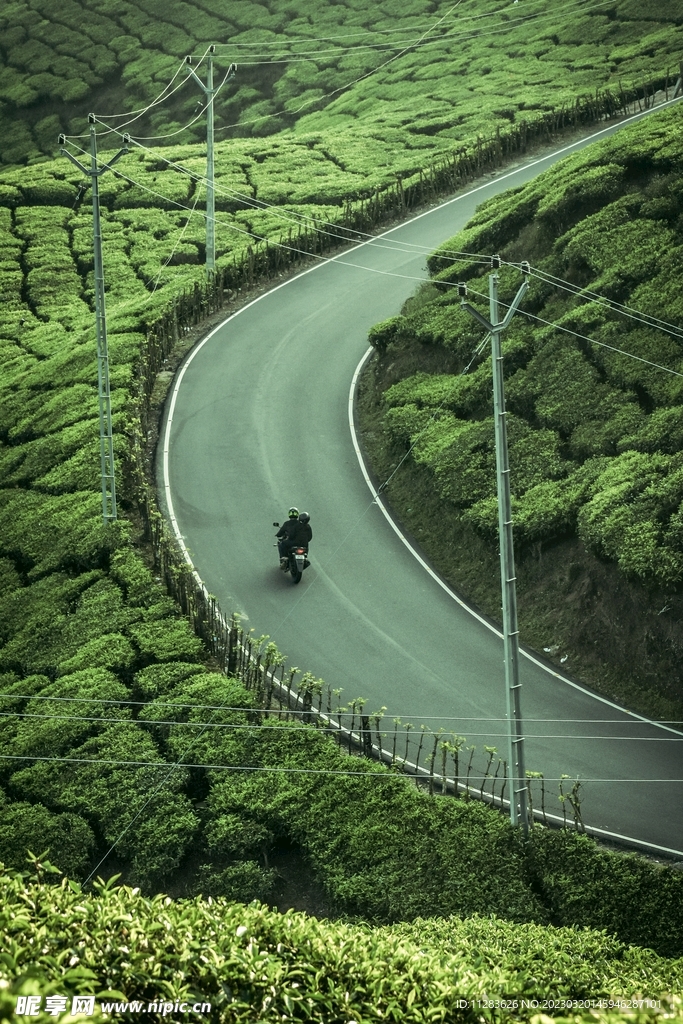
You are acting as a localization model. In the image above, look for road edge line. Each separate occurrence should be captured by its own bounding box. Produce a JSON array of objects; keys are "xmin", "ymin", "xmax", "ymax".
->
[{"xmin": 348, "ymin": 346, "xmax": 683, "ymax": 744}]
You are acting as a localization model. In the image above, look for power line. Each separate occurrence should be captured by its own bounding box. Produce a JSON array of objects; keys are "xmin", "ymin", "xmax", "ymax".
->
[
  {"xmin": 66, "ymin": 157, "xmax": 491, "ymax": 293},
  {"xmin": 525, "ymin": 310, "xmax": 683, "ymax": 375},
  {"xmin": 93, "ymin": 59, "xmax": 237, "ymax": 143},
  {"xmin": 114, "ymin": 134, "xmax": 491, "ymax": 267},
  {"xmin": 147, "ymin": 190, "xmax": 202, "ymax": 297},
  {"xmin": 58, "ymin": 151, "xmax": 683, "ymax": 383},
  {"xmin": 38, "ymin": 142, "xmax": 683, "ymax": 387},
  {"xmin": 82, "ymin": 698, "xmax": 228, "ymax": 887},
  {"xmin": 465, "ymin": 284, "xmax": 683, "ymax": 379},
  {"xmin": 202, "ymin": 0, "xmax": 556, "ymax": 51},
  {"xmin": 211, "ymin": 0, "xmax": 617, "ymax": 65},
  {"xmin": 93, "ymin": 54, "xmax": 203, "ymax": 122},
  {"xmin": 211, "ymin": 0, "xmax": 465, "ymax": 136},
  {"xmin": 514, "ymin": 262, "xmax": 683, "ymax": 342},
  {"xmin": 95, "ymin": 129, "xmax": 683, "ymax": 354},
  {"xmin": 63, "ymin": 52, "xmax": 210, "ymax": 139},
  {"xmin": 2, "ymin": 710, "xmax": 680, "ymax": 741},
  {"xmin": 2, "ymin": 693, "xmax": 679, "ymax": 723},
  {"xmin": 1, "ymin": 752, "xmax": 679, "ymax": 783}
]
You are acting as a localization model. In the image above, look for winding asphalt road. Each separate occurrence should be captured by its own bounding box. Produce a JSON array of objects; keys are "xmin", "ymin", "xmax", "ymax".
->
[{"xmin": 159, "ymin": 104, "xmax": 683, "ymax": 857}]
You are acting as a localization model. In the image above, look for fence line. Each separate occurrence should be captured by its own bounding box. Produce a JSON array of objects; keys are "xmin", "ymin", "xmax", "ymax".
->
[{"xmin": 118, "ymin": 72, "xmax": 675, "ymax": 831}]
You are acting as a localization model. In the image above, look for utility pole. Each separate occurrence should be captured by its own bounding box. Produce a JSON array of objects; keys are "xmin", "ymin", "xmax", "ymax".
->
[
  {"xmin": 460, "ymin": 258, "xmax": 530, "ymax": 832},
  {"xmin": 185, "ymin": 48, "xmax": 236, "ymax": 277},
  {"xmin": 59, "ymin": 117, "xmax": 129, "ymax": 523}
]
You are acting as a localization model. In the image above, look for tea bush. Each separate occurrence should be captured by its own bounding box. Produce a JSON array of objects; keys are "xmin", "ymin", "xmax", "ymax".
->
[
  {"xmin": 0, "ymin": 865, "xmax": 681, "ymax": 1023},
  {"xmin": 8, "ymin": 724, "xmax": 199, "ymax": 887},
  {"xmin": 527, "ymin": 829, "xmax": 683, "ymax": 959},
  {"xmin": 1, "ymin": 0, "xmax": 682, "ymax": 170},
  {"xmin": 5, "ymin": 668, "xmax": 132, "ymax": 760},
  {"xmin": 0, "ymin": 801, "xmax": 95, "ymax": 878},
  {"xmin": 382, "ymin": 106, "xmax": 683, "ymax": 586},
  {"xmin": 0, "ymin": 0, "xmax": 681, "ymax": 984}
]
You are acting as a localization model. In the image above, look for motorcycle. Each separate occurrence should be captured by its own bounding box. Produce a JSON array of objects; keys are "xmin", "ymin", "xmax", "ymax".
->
[{"xmin": 273, "ymin": 523, "xmax": 310, "ymax": 584}]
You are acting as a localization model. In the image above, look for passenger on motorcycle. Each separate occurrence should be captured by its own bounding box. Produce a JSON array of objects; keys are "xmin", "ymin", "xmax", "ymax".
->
[{"xmin": 276, "ymin": 508, "xmax": 312, "ymax": 567}]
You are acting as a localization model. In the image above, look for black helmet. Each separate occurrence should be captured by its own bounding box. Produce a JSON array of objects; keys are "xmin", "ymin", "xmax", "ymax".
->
[
  {"xmin": 288, "ymin": 506, "xmax": 299, "ymax": 518},
  {"xmin": 299, "ymin": 512, "xmax": 310, "ymax": 524}
]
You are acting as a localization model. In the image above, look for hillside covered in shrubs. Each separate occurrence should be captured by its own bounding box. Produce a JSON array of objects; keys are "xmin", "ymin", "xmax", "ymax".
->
[
  {"xmin": 2, "ymin": 0, "xmax": 683, "ymax": 1014},
  {"xmin": 361, "ymin": 103, "xmax": 683, "ymax": 715},
  {"xmin": 0, "ymin": 0, "xmax": 681, "ymax": 165}
]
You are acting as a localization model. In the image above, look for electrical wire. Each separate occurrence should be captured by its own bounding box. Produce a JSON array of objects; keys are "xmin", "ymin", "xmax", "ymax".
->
[
  {"xmin": 53, "ymin": 142, "xmax": 206, "ymax": 331},
  {"xmin": 93, "ymin": 53, "xmax": 202, "ymax": 121},
  {"xmin": 116, "ymin": 133, "xmax": 490, "ymax": 268},
  {"xmin": 210, "ymin": 0, "xmax": 466, "ymax": 136},
  {"xmin": 511, "ymin": 262, "xmax": 683, "ymax": 342},
  {"xmin": 465, "ymin": 285, "xmax": 683, "ymax": 378},
  {"xmin": 82, "ymin": 700, "xmax": 228, "ymax": 887},
  {"xmin": 147, "ymin": 190, "xmax": 202, "ymax": 297},
  {"xmin": 201, "ymin": 0, "xmax": 557, "ymax": 51},
  {"xmin": 62, "ymin": 148, "xmax": 491, "ymax": 291},
  {"xmin": 55, "ymin": 136, "xmax": 683, "ymax": 397},
  {"xmin": 60, "ymin": 0, "xmax": 654, "ymax": 143},
  {"xmin": 94, "ymin": 57, "xmax": 235, "ymax": 143},
  {"xmin": 2, "ymin": 693, "xmax": 680, "ymax": 724},
  {"xmin": 216, "ymin": 0, "xmax": 618, "ymax": 65},
  {"xmin": 59, "ymin": 140, "xmax": 683, "ymax": 383},
  {"xmin": 96, "ymin": 131, "xmax": 683, "ymax": 352},
  {"xmin": 524, "ymin": 308, "xmax": 683, "ymax": 375},
  {"xmin": 62, "ymin": 52, "xmax": 209, "ymax": 139},
  {"xmin": 1, "ymin": 752, "xmax": 679, "ymax": 783},
  {"xmin": 2, "ymin": 710, "xmax": 680, "ymax": 741}
]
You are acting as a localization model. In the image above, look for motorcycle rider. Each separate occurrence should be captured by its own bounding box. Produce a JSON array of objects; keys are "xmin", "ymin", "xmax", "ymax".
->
[
  {"xmin": 276, "ymin": 507, "xmax": 303, "ymax": 567},
  {"xmin": 297, "ymin": 512, "xmax": 312, "ymax": 562},
  {"xmin": 276, "ymin": 508, "xmax": 312, "ymax": 569}
]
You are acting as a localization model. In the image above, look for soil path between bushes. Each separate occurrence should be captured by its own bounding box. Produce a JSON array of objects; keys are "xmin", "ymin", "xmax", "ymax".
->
[{"xmin": 157, "ymin": 99, "xmax": 683, "ymax": 858}]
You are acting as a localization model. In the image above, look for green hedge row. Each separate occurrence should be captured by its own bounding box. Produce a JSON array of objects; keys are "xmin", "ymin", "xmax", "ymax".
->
[
  {"xmin": 3, "ymin": 618, "xmax": 683, "ymax": 956},
  {"xmin": 377, "ymin": 105, "xmax": 683, "ymax": 586},
  {"xmin": 1, "ymin": 0, "xmax": 682, "ymax": 167},
  {"xmin": 0, "ymin": 862, "xmax": 681, "ymax": 1024}
]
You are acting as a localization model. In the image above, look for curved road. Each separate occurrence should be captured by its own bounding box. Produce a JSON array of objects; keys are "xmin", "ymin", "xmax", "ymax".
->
[{"xmin": 159, "ymin": 106, "xmax": 683, "ymax": 857}]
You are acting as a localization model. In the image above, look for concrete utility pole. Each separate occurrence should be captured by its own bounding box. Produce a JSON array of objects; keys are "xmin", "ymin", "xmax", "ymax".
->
[
  {"xmin": 460, "ymin": 258, "xmax": 530, "ymax": 832},
  {"xmin": 59, "ymin": 118, "xmax": 129, "ymax": 523},
  {"xmin": 185, "ymin": 48, "xmax": 236, "ymax": 276}
]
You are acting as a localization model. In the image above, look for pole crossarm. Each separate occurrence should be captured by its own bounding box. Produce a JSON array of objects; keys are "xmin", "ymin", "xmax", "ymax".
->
[
  {"xmin": 460, "ymin": 265, "xmax": 530, "ymax": 834},
  {"xmin": 460, "ymin": 279, "xmax": 529, "ymax": 334},
  {"xmin": 58, "ymin": 124, "xmax": 130, "ymax": 524},
  {"xmin": 460, "ymin": 302, "xmax": 493, "ymax": 335},
  {"xmin": 59, "ymin": 143, "xmax": 129, "ymax": 178}
]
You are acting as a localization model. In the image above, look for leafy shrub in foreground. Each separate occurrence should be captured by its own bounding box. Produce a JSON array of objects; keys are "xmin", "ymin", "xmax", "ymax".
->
[
  {"xmin": 527, "ymin": 829, "xmax": 683, "ymax": 959},
  {"xmin": 0, "ymin": 800, "xmax": 95, "ymax": 879},
  {"xmin": 204, "ymin": 720, "xmax": 547, "ymax": 926},
  {"xmin": 0, "ymin": 866, "xmax": 681, "ymax": 1022},
  {"xmin": 8, "ymin": 724, "xmax": 198, "ymax": 888}
]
